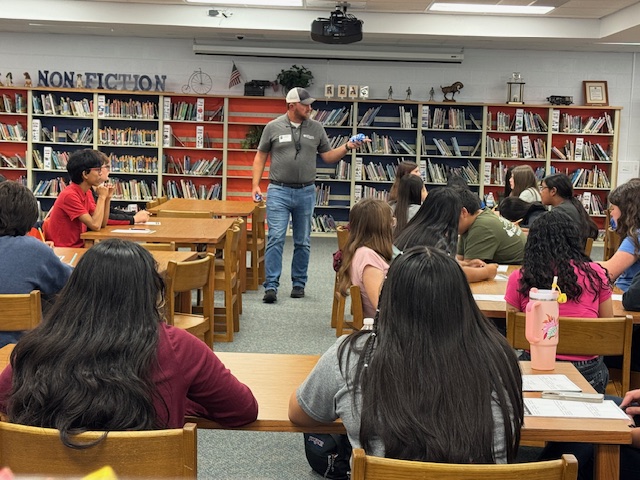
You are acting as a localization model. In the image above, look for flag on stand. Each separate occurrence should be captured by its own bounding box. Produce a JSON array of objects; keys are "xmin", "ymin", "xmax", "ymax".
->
[{"xmin": 229, "ymin": 62, "xmax": 242, "ymax": 88}]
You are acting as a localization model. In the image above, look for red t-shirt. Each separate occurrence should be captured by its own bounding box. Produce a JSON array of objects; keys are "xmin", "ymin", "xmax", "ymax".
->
[{"xmin": 47, "ymin": 183, "xmax": 96, "ymax": 247}]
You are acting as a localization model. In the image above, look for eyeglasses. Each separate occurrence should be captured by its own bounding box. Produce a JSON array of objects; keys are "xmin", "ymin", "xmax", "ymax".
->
[{"xmin": 540, "ymin": 186, "xmax": 549, "ymax": 191}]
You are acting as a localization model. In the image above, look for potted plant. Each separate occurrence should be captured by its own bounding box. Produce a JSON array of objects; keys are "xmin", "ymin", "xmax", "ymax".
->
[
  {"xmin": 275, "ymin": 65, "xmax": 314, "ymax": 94},
  {"xmin": 242, "ymin": 125, "xmax": 265, "ymax": 150}
]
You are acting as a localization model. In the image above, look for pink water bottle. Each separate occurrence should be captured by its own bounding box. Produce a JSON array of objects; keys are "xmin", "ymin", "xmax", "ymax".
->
[{"xmin": 525, "ymin": 288, "xmax": 559, "ymax": 371}]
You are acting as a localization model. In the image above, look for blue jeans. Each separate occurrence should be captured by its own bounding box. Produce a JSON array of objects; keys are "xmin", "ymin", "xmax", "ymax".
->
[{"xmin": 264, "ymin": 184, "xmax": 315, "ymax": 292}]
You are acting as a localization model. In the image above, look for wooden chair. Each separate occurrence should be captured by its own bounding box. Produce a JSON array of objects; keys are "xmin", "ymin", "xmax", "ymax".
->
[
  {"xmin": 350, "ymin": 448, "xmax": 577, "ymax": 480},
  {"xmin": 506, "ymin": 310, "xmax": 633, "ymax": 395},
  {"xmin": 584, "ymin": 237, "xmax": 594, "ymax": 257},
  {"xmin": 246, "ymin": 203, "xmax": 266, "ymax": 291},
  {"xmin": 165, "ymin": 254, "xmax": 215, "ymax": 348},
  {"xmin": 214, "ymin": 225, "xmax": 241, "ymax": 342},
  {"xmin": 157, "ymin": 210, "xmax": 211, "ymax": 218},
  {"xmin": 331, "ymin": 225, "xmax": 351, "ymax": 329},
  {"xmin": 146, "ymin": 198, "xmax": 160, "ymax": 209},
  {"xmin": 0, "ymin": 421, "xmax": 197, "ymax": 478},
  {"xmin": 336, "ymin": 285, "xmax": 364, "ymax": 337},
  {"xmin": 0, "ymin": 290, "xmax": 42, "ymax": 332},
  {"xmin": 139, "ymin": 241, "xmax": 176, "ymax": 251}
]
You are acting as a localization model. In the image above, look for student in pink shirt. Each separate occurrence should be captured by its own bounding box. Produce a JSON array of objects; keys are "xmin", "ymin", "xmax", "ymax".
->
[
  {"xmin": 337, "ymin": 199, "xmax": 393, "ymax": 318},
  {"xmin": 505, "ymin": 209, "xmax": 612, "ymax": 393}
]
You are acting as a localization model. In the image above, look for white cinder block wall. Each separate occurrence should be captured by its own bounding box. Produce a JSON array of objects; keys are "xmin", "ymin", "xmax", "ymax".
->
[{"xmin": 1, "ymin": 33, "xmax": 637, "ymax": 183}]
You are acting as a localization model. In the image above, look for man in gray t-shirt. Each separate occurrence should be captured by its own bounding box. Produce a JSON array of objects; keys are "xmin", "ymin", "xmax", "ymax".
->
[{"xmin": 252, "ymin": 87, "xmax": 365, "ymax": 304}]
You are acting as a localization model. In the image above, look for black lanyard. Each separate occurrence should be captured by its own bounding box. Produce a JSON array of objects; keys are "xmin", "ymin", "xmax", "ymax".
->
[{"xmin": 289, "ymin": 122, "xmax": 303, "ymax": 159}]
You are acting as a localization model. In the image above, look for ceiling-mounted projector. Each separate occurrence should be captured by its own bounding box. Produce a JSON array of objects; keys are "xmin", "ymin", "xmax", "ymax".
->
[{"xmin": 311, "ymin": 5, "xmax": 363, "ymax": 44}]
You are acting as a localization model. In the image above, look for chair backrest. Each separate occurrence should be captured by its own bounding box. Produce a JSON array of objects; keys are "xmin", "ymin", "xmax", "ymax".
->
[
  {"xmin": 0, "ymin": 291, "xmax": 42, "ymax": 331},
  {"xmin": 220, "ymin": 225, "xmax": 241, "ymax": 277},
  {"xmin": 252, "ymin": 203, "xmax": 266, "ymax": 241},
  {"xmin": 349, "ymin": 284, "xmax": 364, "ymax": 330},
  {"xmin": 146, "ymin": 199, "xmax": 159, "ymax": 209},
  {"xmin": 157, "ymin": 210, "xmax": 211, "ymax": 218},
  {"xmin": 139, "ymin": 241, "xmax": 176, "ymax": 251},
  {"xmin": 584, "ymin": 237, "xmax": 594, "ymax": 257},
  {"xmin": 336, "ymin": 225, "xmax": 350, "ymax": 251},
  {"xmin": 0, "ymin": 421, "xmax": 197, "ymax": 478},
  {"xmin": 351, "ymin": 448, "xmax": 577, "ymax": 480},
  {"xmin": 157, "ymin": 196, "xmax": 168, "ymax": 205},
  {"xmin": 506, "ymin": 310, "xmax": 633, "ymax": 392},
  {"xmin": 165, "ymin": 254, "xmax": 214, "ymax": 325}
]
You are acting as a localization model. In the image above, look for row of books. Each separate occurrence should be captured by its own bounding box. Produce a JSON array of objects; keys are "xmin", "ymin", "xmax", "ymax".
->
[
  {"xmin": 33, "ymin": 94, "xmax": 93, "ymax": 117},
  {"xmin": 311, "ymin": 214, "xmax": 338, "ymax": 233},
  {"xmin": 425, "ymin": 159, "xmax": 479, "ymax": 185},
  {"xmin": 0, "ymin": 122, "xmax": 26, "ymax": 141},
  {"xmin": 354, "ymin": 157, "xmax": 412, "ymax": 182},
  {"xmin": 100, "ymin": 99, "xmax": 157, "ymax": 119},
  {"xmin": 334, "ymin": 159, "xmax": 350, "ymax": 180},
  {"xmin": 354, "ymin": 184, "xmax": 389, "ymax": 202},
  {"xmin": 328, "ymin": 135, "xmax": 349, "ymax": 149},
  {"xmin": 488, "ymin": 110, "xmax": 548, "ymax": 133},
  {"xmin": 110, "ymin": 178, "xmax": 157, "ymax": 201},
  {"xmin": 485, "ymin": 135, "xmax": 546, "ymax": 159},
  {"xmin": 165, "ymin": 179, "xmax": 221, "ymax": 200},
  {"xmin": 38, "ymin": 126, "xmax": 94, "ymax": 144},
  {"xmin": 109, "ymin": 154, "xmax": 158, "ymax": 173},
  {"xmin": 311, "ymin": 106, "xmax": 352, "ymax": 126},
  {"xmin": 577, "ymin": 191, "xmax": 606, "ymax": 216},
  {"xmin": 421, "ymin": 107, "xmax": 480, "ymax": 130},
  {"xmin": 32, "ymin": 148, "xmax": 69, "ymax": 170},
  {"xmin": 561, "ymin": 113, "xmax": 613, "ymax": 134},
  {"xmin": 315, "ymin": 184, "xmax": 331, "ymax": 206},
  {"xmin": 0, "ymin": 153, "xmax": 26, "ymax": 168},
  {"xmin": 550, "ymin": 140, "xmax": 610, "ymax": 161},
  {"xmin": 356, "ymin": 133, "xmax": 415, "ymax": 155},
  {"xmin": 357, "ymin": 106, "xmax": 382, "ymax": 126},
  {"xmin": 164, "ymin": 155, "xmax": 223, "ymax": 176},
  {"xmin": 570, "ymin": 167, "xmax": 611, "ymax": 189},
  {"xmin": 33, "ymin": 177, "xmax": 68, "ymax": 197},
  {"xmin": 398, "ymin": 106, "xmax": 413, "ymax": 129},
  {"xmin": 98, "ymin": 128, "xmax": 158, "ymax": 147},
  {"xmin": 1, "ymin": 93, "xmax": 25, "ymax": 114},
  {"xmin": 421, "ymin": 136, "xmax": 481, "ymax": 158}
]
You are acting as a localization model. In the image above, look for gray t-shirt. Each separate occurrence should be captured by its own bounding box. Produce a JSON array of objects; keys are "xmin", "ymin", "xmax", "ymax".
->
[
  {"xmin": 257, "ymin": 114, "xmax": 331, "ymax": 184},
  {"xmin": 296, "ymin": 335, "xmax": 509, "ymax": 462}
]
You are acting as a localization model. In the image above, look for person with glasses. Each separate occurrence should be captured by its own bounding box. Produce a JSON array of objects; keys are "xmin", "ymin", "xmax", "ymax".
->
[
  {"xmin": 252, "ymin": 87, "xmax": 367, "ymax": 304},
  {"xmin": 93, "ymin": 158, "xmax": 150, "ymax": 225},
  {"xmin": 45, "ymin": 149, "xmax": 114, "ymax": 247}
]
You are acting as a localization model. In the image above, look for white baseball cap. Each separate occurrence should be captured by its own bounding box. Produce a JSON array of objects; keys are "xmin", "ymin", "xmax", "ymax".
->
[{"xmin": 285, "ymin": 87, "xmax": 316, "ymax": 105}]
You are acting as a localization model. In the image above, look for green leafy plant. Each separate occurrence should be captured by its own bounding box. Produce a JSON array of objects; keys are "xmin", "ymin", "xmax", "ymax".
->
[
  {"xmin": 275, "ymin": 64, "xmax": 314, "ymax": 93},
  {"xmin": 242, "ymin": 125, "xmax": 265, "ymax": 150}
]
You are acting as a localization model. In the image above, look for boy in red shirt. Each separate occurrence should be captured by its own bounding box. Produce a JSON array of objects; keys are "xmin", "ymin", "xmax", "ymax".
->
[{"xmin": 46, "ymin": 149, "xmax": 114, "ymax": 247}]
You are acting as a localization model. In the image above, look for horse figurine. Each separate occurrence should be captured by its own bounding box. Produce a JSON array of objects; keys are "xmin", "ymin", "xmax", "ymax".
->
[{"xmin": 441, "ymin": 81, "xmax": 464, "ymax": 102}]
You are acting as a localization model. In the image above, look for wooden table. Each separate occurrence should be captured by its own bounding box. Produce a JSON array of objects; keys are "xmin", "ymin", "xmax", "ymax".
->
[
  {"xmin": 80, "ymin": 217, "xmax": 234, "ymax": 254},
  {"xmin": 470, "ymin": 266, "xmax": 638, "ymax": 321},
  {"xmin": 147, "ymin": 199, "xmax": 257, "ymax": 291},
  {"xmin": 54, "ymin": 248, "xmax": 197, "ymax": 273},
  {"xmin": 0, "ymin": 346, "xmax": 631, "ymax": 480}
]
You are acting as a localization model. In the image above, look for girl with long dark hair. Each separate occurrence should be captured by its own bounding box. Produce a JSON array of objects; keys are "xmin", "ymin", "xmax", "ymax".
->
[
  {"xmin": 392, "ymin": 174, "xmax": 427, "ymax": 238},
  {"xmin": 498, "ymin": 196, "xmax": 547, "ymax": 229},
  {"xmin": 0, "ymin": 239, "xmax": 258, "ymax": 447},
  {"xmin": 395, "ymin": 188, "xmax": 498, "ymax": 282},
  {"xmin": 509, "ymin": 165, "xmax": 541, "ymax": 202},
  {"xmin": 290, "ymin": 246, "xmax": 523, "ymax": 463},
  {"xmin": 337, "ymin": 198, "xmax": 393, "ymax": 318},
  {"xmin": 388, "ymin": 161, "xmax": 420, "ymax": 203},
  {"xmin": 505, "ymin": 209, "xmax": 613, "ymax": 393}
]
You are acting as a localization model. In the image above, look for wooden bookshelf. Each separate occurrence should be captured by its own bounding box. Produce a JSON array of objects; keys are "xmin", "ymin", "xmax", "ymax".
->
[{"xmin": 5, "ymin": 86, "xmax": 622, "ymax": 232}]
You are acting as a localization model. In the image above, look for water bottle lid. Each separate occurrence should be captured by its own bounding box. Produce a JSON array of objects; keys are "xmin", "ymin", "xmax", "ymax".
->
[{"xmin": 529, "ymin": 288, "xmax": 559, "ymax": 301}]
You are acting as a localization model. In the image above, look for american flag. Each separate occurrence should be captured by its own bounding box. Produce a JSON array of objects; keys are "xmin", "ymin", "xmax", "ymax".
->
[{"xmin": 229, "ymin": 62, "xmax": 242, "ymax": 88}]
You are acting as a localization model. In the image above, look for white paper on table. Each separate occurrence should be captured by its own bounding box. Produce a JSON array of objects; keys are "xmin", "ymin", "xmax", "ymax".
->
[
  {"xmin": 612, "ymin": 294, "xmax": 623, "ymax": 301},
  {"xmin": 522, "ymin": 375, "xmax": 581, "ymax": 392},
  {"xmin": 111, "ymin": 229, "xmax": 156, "ymax": 234},
  {"xmin": 524, "ymin": 399, "xmax": 630, "ymax": 420},
  {"xmin": 494, "ymin": 274, "xmax": 510, "ymax": 281},
  {"xmin": 472, "ymin": 294, "xmax": 504, "ymax": 301},
  {"xmin": 497, "ymin": 265, "xmax": 509, "ymax": 273},
  {"xmin": 143, "ymin": 221, "xmax": 161, "ymax": 225}
]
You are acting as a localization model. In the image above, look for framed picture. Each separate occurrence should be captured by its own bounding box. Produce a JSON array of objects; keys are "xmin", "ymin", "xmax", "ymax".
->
[
  {"xmin": 348, "ymin": 85, "xmax": 358, "ymax": 99},
  {"xmin": 359, "ymin": 85, "xmax": 369, "ymax": 99},
  {"xmin": 337, "ymin": 85, "xmax": 347, "ymax": 99},
  {"xmin": 583, "ymin": 81, "xmax": 609, "ymax": 106},
  {"xmin": 324, "ymin": 84, "xmax": 335, "ymax": 98}
]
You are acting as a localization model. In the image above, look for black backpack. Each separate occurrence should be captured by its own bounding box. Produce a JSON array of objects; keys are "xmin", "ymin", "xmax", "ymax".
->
[{"xmin": 303, "ymin": 433, "xmax": 352, "ymax": 479}]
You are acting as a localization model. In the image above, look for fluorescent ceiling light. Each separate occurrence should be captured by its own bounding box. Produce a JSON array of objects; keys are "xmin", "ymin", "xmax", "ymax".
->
[
  {"xmin": 429, "ymin": 3, "xmax": 554, "ymax": 15},
  {"xmin": 185, "ymin": 0, "xmax": 302, "ymax": 5}
]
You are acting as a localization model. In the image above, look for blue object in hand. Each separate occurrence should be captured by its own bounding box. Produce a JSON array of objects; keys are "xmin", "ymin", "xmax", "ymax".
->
[
  {"xmin": 350, "ymin": 133, "xmax": 366, "ymax": 143},
  {"xmin": 254, "ymin": 193, "xmax": 263, "ymax": 202}
]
